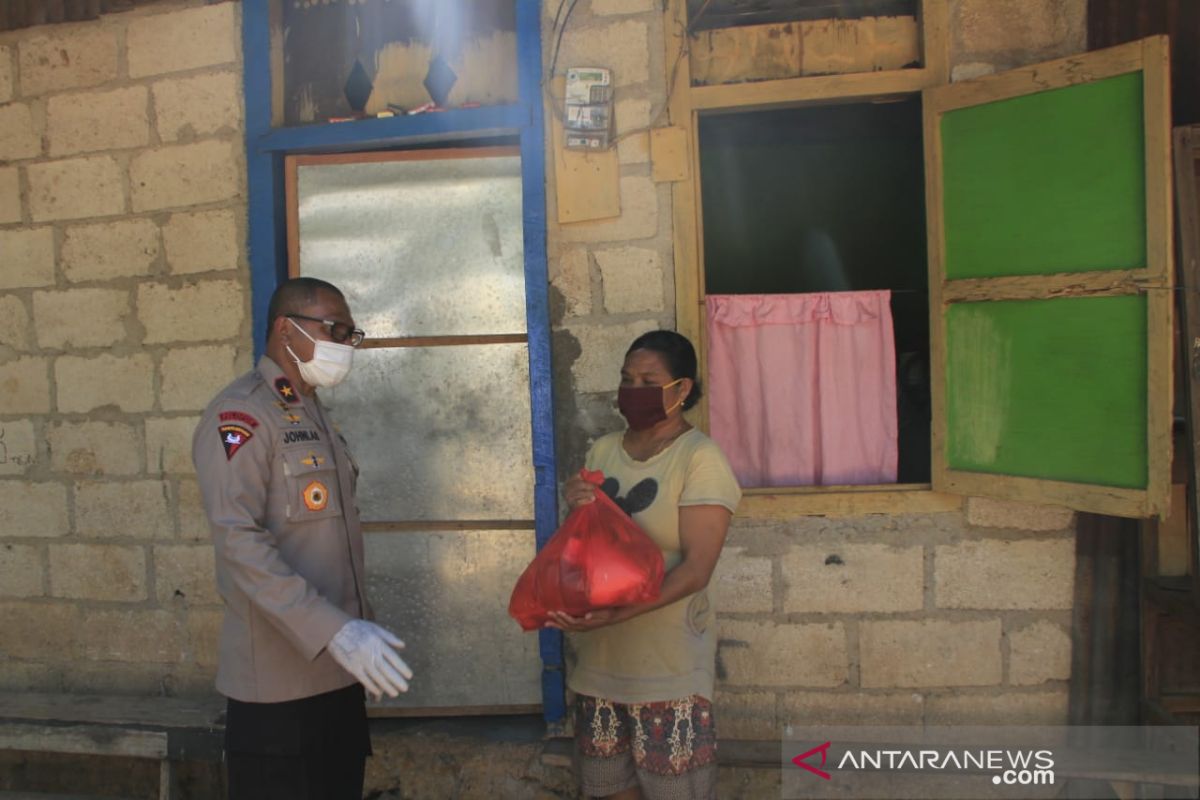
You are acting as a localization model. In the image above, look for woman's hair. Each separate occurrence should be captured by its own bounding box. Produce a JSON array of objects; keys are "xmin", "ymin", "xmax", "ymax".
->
[{"xmin": 626, "ymin": 330, "xmax": 704, "ymax": 411}]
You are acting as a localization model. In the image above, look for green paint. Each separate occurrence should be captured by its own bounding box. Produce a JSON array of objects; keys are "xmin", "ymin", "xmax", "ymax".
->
[
  {"xmin": 945, "ymin": 295, "xmax": 1147, "ymax": 488},
  {"xmin": 941, "ymin": 72, "xmax": 1146, "ymax": 279}
]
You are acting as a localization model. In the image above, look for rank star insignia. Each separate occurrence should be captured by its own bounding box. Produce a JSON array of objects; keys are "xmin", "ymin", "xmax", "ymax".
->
[
  {"xmin": 274, "ymin": 377, "xmax": 299, "ymax": 404},
  {"xmin": 301, "ymin": 451, "xmax": 325, "ymax": 468},
  {"xmin": 218, "ymin": 424, "xmax": 254, "ymax": 460},
  {"xmin": 283, "ymin": 411, "xmax": 303, "ymax": 425}
]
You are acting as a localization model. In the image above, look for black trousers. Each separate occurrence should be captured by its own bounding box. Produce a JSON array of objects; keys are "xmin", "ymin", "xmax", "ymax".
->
[{"xmin": 225, "ymin": 683, "xmax": 371, "ymax": 800}]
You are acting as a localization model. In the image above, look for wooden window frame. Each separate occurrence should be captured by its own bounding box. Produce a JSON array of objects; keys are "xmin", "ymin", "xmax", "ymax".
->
[{"xmin": 663, "ymin": 0, "xmax": 960, "ymax": 517}]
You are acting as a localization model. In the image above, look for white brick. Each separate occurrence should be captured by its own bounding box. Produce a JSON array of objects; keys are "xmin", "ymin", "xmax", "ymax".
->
[
  {"xmin": 711, "ymin": 547, "xmax": 773, "ymax": 613},
  {"xmin": 18, "ymin": 28, "xmax": 119, "ymax": 95},
  {"xmin": 28, "ymin": 156, "xmax": 124, "ymax": 222},
  {"xmin": 0, "ymin": 46, "xmax": 12, "ymax": 104},
  {"xmin": 1, "ymin": 602, "xmax": 79, "ymax": 659},
  {"xmin": 188, "ymin": 607, "xmax": 222, "ymax": 666},
  {"xmin": 550, "ymin": 248, "xmax": 591, "ymax": 317},
  {"xmin": 177, "ymin": 479, "xmax": 208, "ymax": 541},
  {"xmin": 0, "ymin": 481, "xmax": 69, "ymax": 538},
  {"xmin": 1009, "ymin": 621, "xmax": 1072, "ymax": 686},
  {"xmin": 569, "ymin": 318, "xmax": 661, "ymax": 393},
  {"xmin": 558, "ymin": 175, "xmax": 659, "ymax": 243},
  {"xmin": 714, "ymin": 691, "xmax": 777, "ymax": 739},
  {"xmin": 76, "ymin": 480, "xmax": 172, "ymax": 539},
  {"xmin": 145, "ymin": 415, "xmax": 200, "ymax": 476},
  {"xmin": 936, "ymin": 538, "xmax": 1075, "ymax": 610},
  {"xmin": 127, "ymin": 4, "xmax": 238, "ymax": 78},
  {"xmin": 55, "ymin": 353, "xmax": 155, "ymax": 413},
  {"xmin": 719, "ymin": 620, "xmax": 848, "ymax": 687},
  {"xmin": 0, "ymin": 167, "xmax": 20, "ymax": 224},
  {"xmin": 33, "ymin": 288, "xmax": 130, "ymax": 349},
  {"xmin": 557, "ymin": 20, "xmax": 650, "ymax": 87},
  {"xmin": 154, "ymin": 544, "xmax": 218, "ymax": 605},
  {"xmin": 0, "ymin": 227, "xmax": 54, "ymax": 289},
  {"xmin": 780, "ymin": 691, "xmax": 925, "ymax": 727},
  {"xmin": 0, "ymin": 420, "xmax": 37, "ymax": 476},
  {"xmin": 591, "ymin": 0, "xmax": 656, "ymax": 15},
  {"xmin": 47, "ymin": 86, "xmax": 150, "ymax": 157},
  {"xmin": 966, "ymin": 496, "xmax": 1074, "ymax": 531},
  {"xmin": 0, "ymin": 356, "xmax": 50, "ymax": 413},
  {"xmin": 596, "ymin": 246, "xmax": 664, "ymax": 313},
  {"xmin": 926, "ymin": 688, "xmax": 1069, "ymax": 725},
  {"xmin": 153, "ymin": 71, "xmax": 242, "ymax": 142},
  {"xmin": 78, "ymin": 608, "xmax": 182, "ymax": 661},
  {"xmin": 0, "ymin": 543, "xmax": 43, "ymax": 598},
  {"xmin": 47, "ymin": 421, "xmax": 141, "ymax": 477},
  {"xmin": 130, "ymin": 140, "xmax": 241, "ymax": 211},
  {"xmin": 61, "ymin": 219, "xmax": 160, "ymax": 282},
  {"xmin": 163, "ymin": 209, "xmax": 239, "ymax": 274},
  {"xmin": 137, "ymin": 280, "xmax": 245, "ymax": 344},
  {"xmin": 860, "ymin": 620, "xmax": 1003, "ymax": 688},
  {"xmin": 160, "ymin": 345, "xmax": 238, "ymax": 411},
  {"xmin": 782, "ymin": 544, "xmax": 924, "ymax": 614},
  {"xmin": 49, "ymin": 543, "xmax": 147, "ymax": 601},
  {"xmin": 0, "ymin": 295, "xmax": 32, "ymax": 351},
  {"xmin": 0, "ymin": 103, "xmax": 40, "ymax": 161}
]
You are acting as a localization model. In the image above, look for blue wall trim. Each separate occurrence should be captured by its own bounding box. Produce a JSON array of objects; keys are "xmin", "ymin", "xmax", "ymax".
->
[{"xmin": 243, "ymin": 0, "xmax": 563, "ymax": 723}]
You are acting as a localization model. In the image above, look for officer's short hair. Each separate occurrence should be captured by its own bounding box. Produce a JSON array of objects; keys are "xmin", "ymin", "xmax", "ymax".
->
[{"xmin": 266, "ymin": 277, "xmax": 345, "ymax": 339}]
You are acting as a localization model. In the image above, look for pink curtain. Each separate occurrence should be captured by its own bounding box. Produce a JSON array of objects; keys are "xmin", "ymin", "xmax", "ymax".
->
[{"xmin": 706, "ymin": 291, "xmax": 897, "ymax": 488}]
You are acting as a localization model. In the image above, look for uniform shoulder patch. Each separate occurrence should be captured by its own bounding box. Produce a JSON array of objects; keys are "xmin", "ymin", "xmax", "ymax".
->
[
  {"xmin": 219, "ymin": 410, "xmax": 260, "ymax": 428},
  {"xmin": 274, "ymin": 377, "xmax": 300, "ymax": 404},
  {"xmin": 219, "ymin": 424, "xmax": 254, "ymax": 460}
]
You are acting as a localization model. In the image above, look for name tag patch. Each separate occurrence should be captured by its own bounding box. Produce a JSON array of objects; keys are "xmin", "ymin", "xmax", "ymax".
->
[{"xmin": 283, "ymin": 429, "xmax": 321, "ymax": 445}]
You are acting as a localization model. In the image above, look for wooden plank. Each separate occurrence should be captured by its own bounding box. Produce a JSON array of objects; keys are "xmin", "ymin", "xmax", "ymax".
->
[
  {"xmin": 649, "ymin": 126, "xmax": 689, "ymax": 183},
  {"xmin": 549, "ymin": 74, "xmax": 620, "ymax": 225},
  {"xmin": 924, "ymin": 39, "xmax": 1144, "ymax": 115},
  {"xmin": 941, "ymin": 270, "xmax": 1148, "ymax": 303},
  {"xmin": 690, "ymin": 65, "xmax": 937, "ymax": 112},
  {"xmin": 0, "ymin": 693, "xmax": 223, "ymax": 730},
  {"xmin": 1176, "ymin": 125, "xmax": 1200, "ymax": 576},
  {"xmin": 289, "ymin": 145, "xmax": 518, "ymax": 169},
  {"xmin": 939, "ymin": 469, "xmax": 1148, "ymax": 518},
  {"xmin": 922, "ymin": 77, "xmax": 950, "ymax": 499},
  {"xmin": 362, "ymin": 520, "xmax": 535, "ymax": 532},
  {"xmin": 361, "ymin": 334, "xmax": 528, "ymax": 349},
  {"xmin": 688, "ymin": 17, "xmax": 919, "ymax": 87},
  {"xmin": 920, "ymin": 0, "xmax": 950, "ymax": 83},
  {"xmin": 737, "ymin": 486, "xmax": 962, "ymax": 519},
  {"xmin": 1144, "ymin": 35, "xmax": 1175, "ymax": 519},
  {"xmin": 0, "ymin": 723, "xmax": 167, "ymax": 759}
]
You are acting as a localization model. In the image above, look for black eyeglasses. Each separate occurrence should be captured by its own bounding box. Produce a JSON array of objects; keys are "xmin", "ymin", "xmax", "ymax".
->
[{"xmin": 288, "ymin": 315, "xmax": 367, "ymax": 347}]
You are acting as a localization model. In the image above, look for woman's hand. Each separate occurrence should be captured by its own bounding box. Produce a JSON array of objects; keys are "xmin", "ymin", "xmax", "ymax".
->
[
  {"xmin": 544, "ymin": 608, "xmax": 623, "ymax": 632},
  {"xmin": 564, "ymin": 474, "xmax": 598, "ymax": 511}
]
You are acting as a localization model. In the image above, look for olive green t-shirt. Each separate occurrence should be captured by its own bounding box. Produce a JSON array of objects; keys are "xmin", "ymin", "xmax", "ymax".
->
[{"xmin": 566, "ymin": 428, "xmax": 742, "ymax": 704}]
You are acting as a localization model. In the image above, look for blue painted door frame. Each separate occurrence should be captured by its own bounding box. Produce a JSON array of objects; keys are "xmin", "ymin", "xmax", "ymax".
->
[{"xmin": 241, "ymin": 0, "xmax": 565, "ymax": 724}]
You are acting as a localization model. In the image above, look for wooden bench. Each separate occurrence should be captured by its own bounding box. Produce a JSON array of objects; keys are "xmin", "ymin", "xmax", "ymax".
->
[{"xmin": 0, "ymin": 692, "xmax": 224, "ymax": 800}]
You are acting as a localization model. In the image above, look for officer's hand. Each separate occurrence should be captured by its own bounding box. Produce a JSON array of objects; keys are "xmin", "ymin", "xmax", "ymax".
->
[{"xmin": 327, "ymin": 620, "xmax": 413, "ymax": 700}]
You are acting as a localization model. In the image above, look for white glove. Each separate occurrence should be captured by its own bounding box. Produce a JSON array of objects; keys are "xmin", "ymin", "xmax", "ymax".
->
[{"xmin": 327, "ymin": 620, "xmax": 413, "ymax": 700}]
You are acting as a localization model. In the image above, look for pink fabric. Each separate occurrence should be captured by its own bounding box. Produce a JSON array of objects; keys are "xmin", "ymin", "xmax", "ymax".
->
[{"xmin": 706, "ymin": 291, "xmax": 898, "ymax": 488}]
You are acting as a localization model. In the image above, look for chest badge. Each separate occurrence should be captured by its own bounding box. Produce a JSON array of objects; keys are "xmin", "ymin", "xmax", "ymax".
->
[
  {"xmin": 301, "ymin": 451, "xmax": 325, "ymax": 468},
  {"xmin": 303, "ymin": 480, "xmax": 329, "ymax": 512}
]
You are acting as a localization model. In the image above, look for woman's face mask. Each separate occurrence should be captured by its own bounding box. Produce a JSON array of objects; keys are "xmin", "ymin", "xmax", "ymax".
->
[
  {"xmin": 617, "ymin": 378, "xmax": 684, "ymax": 431},
  {"xmin": 286, "ymin": 318, "xmax": 354, "ymax": 388}
]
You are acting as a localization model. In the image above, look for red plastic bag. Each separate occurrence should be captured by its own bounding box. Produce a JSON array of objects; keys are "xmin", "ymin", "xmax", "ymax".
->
[{"xmin": 508, "ymin": 469, "xmax": 665, "ymax": 631}]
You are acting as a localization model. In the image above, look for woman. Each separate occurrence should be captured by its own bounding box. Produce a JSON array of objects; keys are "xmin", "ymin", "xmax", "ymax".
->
[{"xmin": 548, "ymin": 330, "xmax": 741, "ymax": 800}]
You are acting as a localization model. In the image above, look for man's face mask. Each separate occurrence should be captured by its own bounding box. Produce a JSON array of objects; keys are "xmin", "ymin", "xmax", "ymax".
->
[
  {"xmin": 287, "ymin": 318, "xmax": 354, "ymax": 388},
  {"xmin": 617, "ymin": 378, "xmax": 684, "ymax": 431}
]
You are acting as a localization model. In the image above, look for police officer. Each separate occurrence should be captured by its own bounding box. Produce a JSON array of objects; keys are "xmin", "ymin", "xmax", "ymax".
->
[{"xmin": 192, "ymin": 277, "xmax": 412, "ymax": 799}]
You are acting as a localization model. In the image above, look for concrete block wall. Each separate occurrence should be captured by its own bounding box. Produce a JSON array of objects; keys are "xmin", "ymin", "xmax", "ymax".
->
[
  {"xmin": 542, "ymin": 0, "xmax": 1089, "ymax": 736},
  {"xmin": 0, "ymin": 0, "xmax": 247, "ymax": 696}
]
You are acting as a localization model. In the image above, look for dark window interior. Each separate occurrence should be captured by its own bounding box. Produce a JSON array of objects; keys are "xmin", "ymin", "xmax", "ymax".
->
[{"xmin": 698, "ymin": 97, "xmax": 931, "ymax": 483}]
